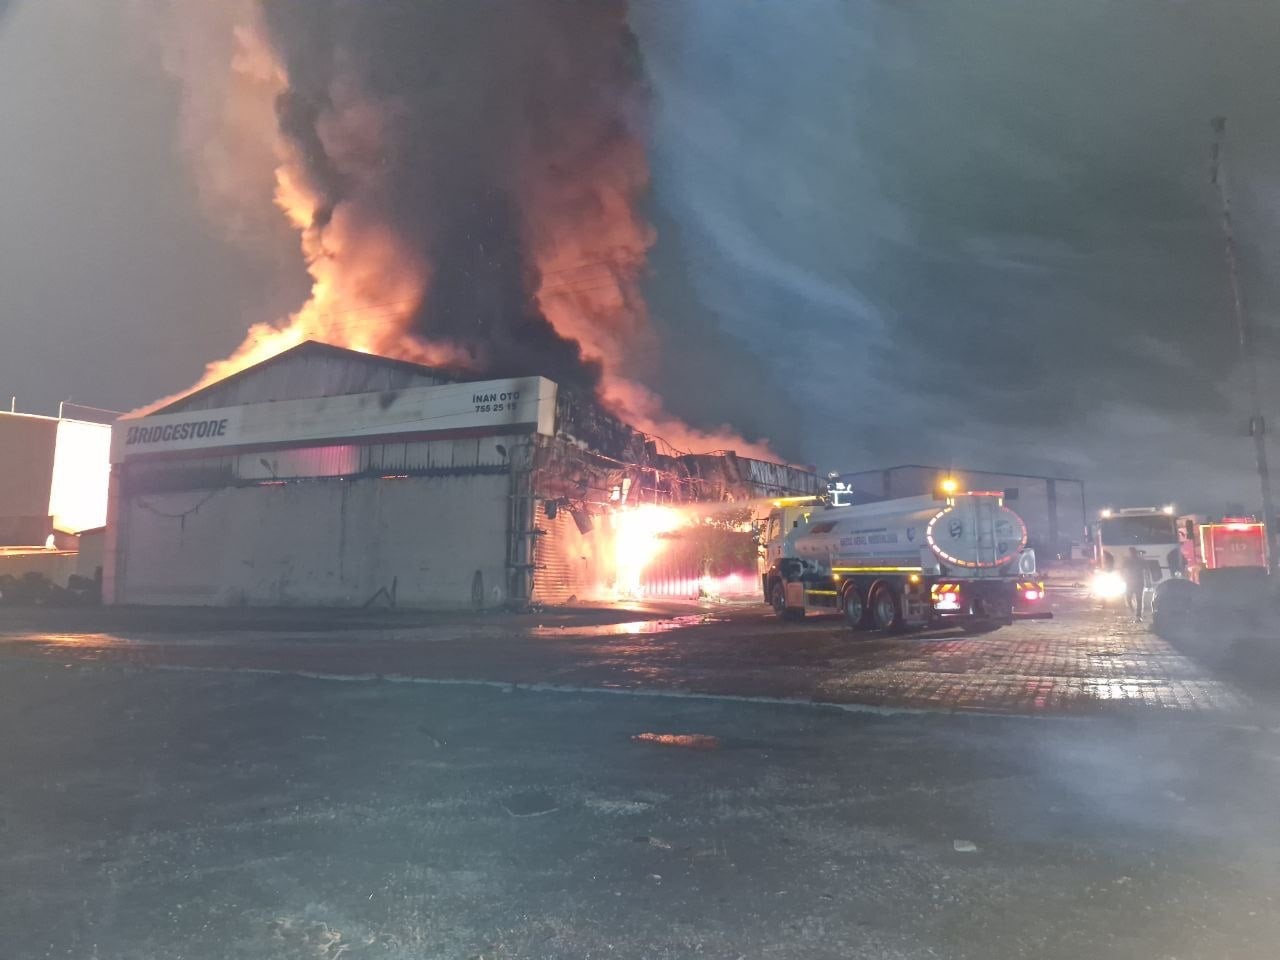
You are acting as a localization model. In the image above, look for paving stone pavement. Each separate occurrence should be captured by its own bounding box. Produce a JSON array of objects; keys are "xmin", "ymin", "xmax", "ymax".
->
[{"xmin": 0, "ymin": 591, "xmax": 1263, "ymax": 719}]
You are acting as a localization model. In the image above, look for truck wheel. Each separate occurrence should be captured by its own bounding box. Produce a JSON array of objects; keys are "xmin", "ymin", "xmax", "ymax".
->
[
  {"xmin": 869, "ymin": 583, "xmax": 902, "ymax": 632},
  {"xmin": 841, "ymin": 584, "xmax": 865, "ymax": 631},
  {"xmin": 770, "ymin": 581, "xmax": 786, "ymax": 615},
  {"xmin": 771, "ymin": 582, "xmax": 805, "ymax": 621}
]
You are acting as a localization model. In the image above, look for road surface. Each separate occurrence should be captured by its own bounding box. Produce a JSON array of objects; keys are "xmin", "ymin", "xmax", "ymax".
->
[
  {"xmin": 2, "ymin": 593, "xmax": 1278, "ymax": 959},
  {"xmin": 0, "ymin": 592, "xmax": 1260, "ymax": 718}
]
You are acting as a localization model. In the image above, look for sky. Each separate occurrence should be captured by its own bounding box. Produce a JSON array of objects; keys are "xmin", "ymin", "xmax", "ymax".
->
[{"xmin": 2, "ymin": 0, "xmax": 1279, "ymax": 513}]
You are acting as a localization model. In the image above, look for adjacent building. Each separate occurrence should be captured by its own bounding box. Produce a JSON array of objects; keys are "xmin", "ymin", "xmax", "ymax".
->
[
  {"xmin": 0, "ymin": 405, "xmax": 113, "ymax": 590},
  {"xmin": 838, "ymin": 464, "xmax": 1088, "ymax": 566},
  {"xmin": 0, "ymin": 406, "xmax": 112, "ymax": 543}
]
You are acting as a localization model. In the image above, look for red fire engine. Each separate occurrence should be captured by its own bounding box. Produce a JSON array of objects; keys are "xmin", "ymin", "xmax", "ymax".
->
[{"xmin": 1195, "ymin": 518, "xmax": 1268, "ymax": 575}]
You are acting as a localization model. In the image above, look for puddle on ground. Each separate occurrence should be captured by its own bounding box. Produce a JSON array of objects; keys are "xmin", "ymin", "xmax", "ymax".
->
[
  {"xmin": 28, "ymin": 633, "xmax": 131, "ymax": 647},
  {"xmin": 530, "ymin": 616, "xmax": 721, "ymax": 638}
]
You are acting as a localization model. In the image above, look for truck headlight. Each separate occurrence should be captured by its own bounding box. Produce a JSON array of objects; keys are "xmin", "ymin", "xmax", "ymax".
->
[{"xmin": 1090, "ymin": 570, "xmax": 1126, "ymax": 599}]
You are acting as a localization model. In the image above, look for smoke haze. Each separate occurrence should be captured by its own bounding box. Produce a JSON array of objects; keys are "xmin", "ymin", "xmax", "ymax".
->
[
  {"xmin": 633, "ymin": 0, "xmax": 1280, "ymax": 507},
  {"xmin": 4, "ymin": 1, "xmax": 1280, "ymax": 503}
]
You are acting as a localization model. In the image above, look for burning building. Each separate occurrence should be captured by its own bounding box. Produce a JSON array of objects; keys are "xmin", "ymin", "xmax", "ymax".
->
[
  {"xmin": 105, "ymin": 1, "xmax": 810, "ymax": 609},
  {"xmin": 106, "ymin": 342, "xmax": 816, "ymax": 608}
]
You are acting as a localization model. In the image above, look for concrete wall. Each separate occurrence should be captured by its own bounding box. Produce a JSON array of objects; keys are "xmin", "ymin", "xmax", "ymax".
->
[
  {"xmin": 0, "ymin": 549, "xmax": 77, "ymax": 587},
  {"xmin": 75, "ymin": 528, "xmax": 106, "ymax": 581},
  {"xmin": 113, "ymin": 473, "xmax": 510, "ymax": 608}
]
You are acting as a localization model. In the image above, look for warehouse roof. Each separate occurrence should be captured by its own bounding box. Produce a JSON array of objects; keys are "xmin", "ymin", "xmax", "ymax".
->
[
  {"xmin": 154, "ymin": 341, "xmax": 461, "ymax": 415},
  {"xmin": 145, "ymin": 341, "xmax": 818, "ymax": 496}
]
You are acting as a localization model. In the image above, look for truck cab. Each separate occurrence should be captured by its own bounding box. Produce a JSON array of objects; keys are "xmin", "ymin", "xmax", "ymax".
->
[
  {"xmin": 759, "ymin": 499, "xmax": 820, "ymax": 575},
  {"xmin": 1091, "ymin": 506, "xmax": 1184, "ymax": 600}
]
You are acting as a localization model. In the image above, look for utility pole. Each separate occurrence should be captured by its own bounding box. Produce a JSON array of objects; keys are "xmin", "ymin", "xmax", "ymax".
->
[{"xmin": 1210, "ymin": 116, "xmax": 1276, "ymax": 571}]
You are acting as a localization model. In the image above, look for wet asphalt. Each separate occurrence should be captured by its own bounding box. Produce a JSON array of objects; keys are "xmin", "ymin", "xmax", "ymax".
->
[
  {"xmin": 0, "ymin": 594, "xmax": 1266, "ymax": 720},
  {"xmin": 3, "ymin": 604, "xmax": 1280, "ymax": 959}
]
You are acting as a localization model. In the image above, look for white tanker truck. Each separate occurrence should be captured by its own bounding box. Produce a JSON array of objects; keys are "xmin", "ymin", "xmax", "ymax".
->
[{"xmin": 760, "ymin": 491, "xmax": 1042, "ymax": 631}]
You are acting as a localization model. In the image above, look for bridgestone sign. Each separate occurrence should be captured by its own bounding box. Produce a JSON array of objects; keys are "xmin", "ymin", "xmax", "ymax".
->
[
  {"xmin": 112, "ymin": 376, "xmax": 557, "ymax": 462},
  {"xmin": 124, "ymin": 419, "xmax": 230, "ymax": 445}
]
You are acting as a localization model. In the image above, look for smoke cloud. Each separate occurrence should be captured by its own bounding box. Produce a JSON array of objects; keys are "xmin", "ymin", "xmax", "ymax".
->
[
  {"xmin": 256, "ymin": 0, "xmax": 648, "ymax": 393},
  {"xmin": 135, "ymin": 0, "xmax": 774, "ymax": 455},
  {"xmin": 140, "ymin": 0, "xmax": 293, "ymax": 259}
]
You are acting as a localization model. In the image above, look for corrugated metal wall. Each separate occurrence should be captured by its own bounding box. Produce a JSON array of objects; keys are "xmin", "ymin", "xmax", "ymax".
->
[
  {"xmin": 528, "ymin": 506, "xmax": 758, "ymax": 604},
  {"xmin": 741, "ymin": 458, "xmax": 823, "ymax": 496},
  {"xmin": 531, "ymin": 509, "xmax": 594, "ymax": 605},
  {"xmin": 115, "ymin": 433, "xmax": 523, "ymax": 608},
  {"xmin": 116, "ymin": 473, "xmax": 509, "ymax": 608},
  {"xmin": 122, "ymin": 437, "xmax": 516, "ymax": 495},
  {"xmin": 637, "ymin": 526, "xmax": 758, "ymax": 599}
]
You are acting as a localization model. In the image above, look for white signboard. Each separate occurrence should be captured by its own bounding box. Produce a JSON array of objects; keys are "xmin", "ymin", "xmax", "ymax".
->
[
  {"xmin": 115, "ymin": 409, "xmax": 245, "ymax": 460},
  {"xmin": 113, "ymin": 376, "xmax": 557, "ymax": 462}
]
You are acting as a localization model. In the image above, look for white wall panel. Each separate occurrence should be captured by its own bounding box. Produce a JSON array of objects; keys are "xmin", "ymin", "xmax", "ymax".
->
[
  {"xmin": 117, "ymin": 474, "xmax": 509, "ymax": 608},
  {"xmin": 49, "ymin": 419, "xmax": 112, "ymax": 532}
]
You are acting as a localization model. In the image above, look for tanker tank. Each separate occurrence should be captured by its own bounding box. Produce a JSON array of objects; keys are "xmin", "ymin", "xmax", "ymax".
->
[{"xmin": 791, "ymin": 494, "xmax": 1029, "ymax": 574}]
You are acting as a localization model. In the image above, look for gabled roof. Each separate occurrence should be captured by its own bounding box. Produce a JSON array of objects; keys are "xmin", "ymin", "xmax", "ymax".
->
[{"xmin": 154, "ymin": 340, "xmax": 461, "ymax": 415}]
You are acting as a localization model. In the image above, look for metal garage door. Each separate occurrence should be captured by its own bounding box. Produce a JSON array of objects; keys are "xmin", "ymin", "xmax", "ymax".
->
[{"xmin": 116, "ymin": 473, "xmax": 510, "ymax": 608}]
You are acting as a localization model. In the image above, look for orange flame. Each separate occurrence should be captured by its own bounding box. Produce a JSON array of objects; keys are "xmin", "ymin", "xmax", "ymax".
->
[
  {"xmin": 144, "ymin": 4, "xmax": 775, "ymax": 461},
  {"xmin": 612, "ymin": 504, "xmax": 685, "ymax": 597},
  {"xmin": 137, "ymin": 16, "xmax": 468, "ymax": 413}
]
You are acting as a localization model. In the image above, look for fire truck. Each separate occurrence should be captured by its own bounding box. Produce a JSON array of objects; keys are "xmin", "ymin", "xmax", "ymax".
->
[
  {"xmin": 759, "ymin": 484, "xmax": 1043, "ymax": 631},
  {"xmin": 1184, "ymin": 516, "xmax": 1268, "ymax": 579},
  {"xmin": 1088, "ymin": 506, "xmax": 1184, "ymax": 604},
  {"xmin": 1151, "ymin": 514, "xmax": 1270, "ymax": 636}
]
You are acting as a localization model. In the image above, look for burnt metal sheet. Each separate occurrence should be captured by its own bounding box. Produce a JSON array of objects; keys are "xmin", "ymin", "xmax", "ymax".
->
[
  {"xmin": 740, "ymin": 457, "xmax": 823, "ymax": 496},
  {"xmin": 553, "ymin": 387, "xmax": 643, "ymax": 461}
]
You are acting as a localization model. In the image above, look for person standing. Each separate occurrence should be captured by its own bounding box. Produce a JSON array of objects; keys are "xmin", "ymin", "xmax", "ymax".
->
[{"xmin": 1122, "ymin": 546, "xmax": 1150, "ymax": 622}]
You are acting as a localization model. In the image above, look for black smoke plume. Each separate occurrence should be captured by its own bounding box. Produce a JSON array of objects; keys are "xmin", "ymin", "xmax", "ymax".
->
[{"xmin": 258, "ymin": 0, "xmax": 648, "ymax": 390}]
